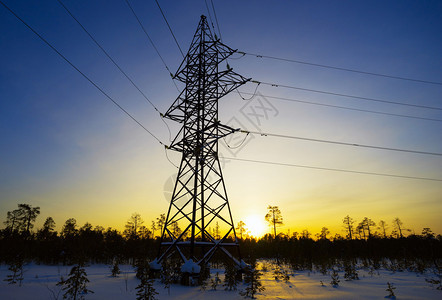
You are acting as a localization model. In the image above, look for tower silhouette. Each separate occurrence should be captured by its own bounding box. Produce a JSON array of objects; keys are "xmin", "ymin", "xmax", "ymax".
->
[{"xmin": 154, "ymin": 15, "xmax": 249, "ymax": 270}]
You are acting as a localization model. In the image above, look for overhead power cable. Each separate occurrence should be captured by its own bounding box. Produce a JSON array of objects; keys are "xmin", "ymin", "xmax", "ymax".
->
[
  {"xmin": 124, "ymin": 0, "xmax": 178, "ymax": 81},
  {"xmin": 239, "ymin": 92, "xmax": 442, "ymax": 122},
  {"xmin": 57, "ymin": 0, "xmax": 161, "ymax": 114},
  {"xmin": 0, "ymin": 1, "xmax": 164, "ymax": 145},
  {"xmin": 210, "ymin": 0, "xmax": 222, "ymax": 41},
  {"xmin": 154, "ymin": 0, "xmax": 184, "ymax": 57},
  {"xmin": 239, "ymin": 51, "xmax": 442, "ymax": 86},
  {"xmin": 240, "ymin": 130, "xmax": 442, "ymax": 157},
  {"xmin": 253, "ymin": 80, "xmax": 442, "ymax": 111},
  {"xmin": 203, "ymin": 0, "xmax": 216, "ymax": 33},
  {"xmin": 226, "ymin": 157, "xmax": 442, "ymax": 182}
]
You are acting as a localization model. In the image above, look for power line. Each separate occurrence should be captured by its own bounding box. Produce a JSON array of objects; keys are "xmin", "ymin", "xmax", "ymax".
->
[
  {"xmin": 239, "ymin": 92, "xmax": 442, "ymax": 122},
  {"xmin": 239, "ymin": 51, "xmax": 442, "ymax": 86},
  {"xmin": 240, "ymin": 130, "xmax": 442, "ymax": 157},
  {"xmin": 154, "ymin": 0, "xmax": 184, "ymax": 57},
  {"xmin": 254, "ymin": 80, "xmax": 442, "ymax": 111},
  {"xmin": 210, "ymin": 0, "xmax": 222, "ymax": 41},
  {"xmin": 0, "ymin": 0, "xmax": 164, "ymax": 145},
  {"xmin": 203, "ymin": 0, "xmax": 216, "ymax": 33},
  {"xmin": 226, "ymin": 157, "xmax": 442, "ymax": 182},
  {"xmin": 124, "ymin": 0, "xmax": 180, "ymax": 94},
  {"xmin": 57, "ymin": 0, "xmax": 162, "ymax": 114}
]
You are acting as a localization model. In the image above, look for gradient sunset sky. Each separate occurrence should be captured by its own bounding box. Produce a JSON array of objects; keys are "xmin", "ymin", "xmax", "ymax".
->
[{"xmin": 1, "ymin": 0, "xmax": 441, "ymax": 237}]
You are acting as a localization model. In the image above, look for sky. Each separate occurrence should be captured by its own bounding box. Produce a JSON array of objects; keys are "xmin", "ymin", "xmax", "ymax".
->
[{"xmin": 1, "ymin": 0, "xmax": 441, "ymax": 237}]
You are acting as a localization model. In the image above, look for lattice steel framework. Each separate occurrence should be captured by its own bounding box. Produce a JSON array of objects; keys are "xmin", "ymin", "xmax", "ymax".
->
[{"xmin": 155, "ymin": 15, "xmax": 249, "ymax": 268}]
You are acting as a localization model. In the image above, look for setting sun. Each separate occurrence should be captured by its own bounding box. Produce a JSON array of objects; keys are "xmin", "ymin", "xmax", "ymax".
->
[{"xmin": 244, "ymin": 215, "xmax": 267, "ymax": 238}]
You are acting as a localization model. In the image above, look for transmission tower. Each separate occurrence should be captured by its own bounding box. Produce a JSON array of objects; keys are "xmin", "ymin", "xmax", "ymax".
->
[{"xmin": 153, "ymin": 15, "xmax": 249, "ymax": 270}]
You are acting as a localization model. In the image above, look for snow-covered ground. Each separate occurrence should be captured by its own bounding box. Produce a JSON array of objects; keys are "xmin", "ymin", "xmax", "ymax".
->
[{"xmin": 0, "ymin": 261, "xmax": 440, "ymax": 299}]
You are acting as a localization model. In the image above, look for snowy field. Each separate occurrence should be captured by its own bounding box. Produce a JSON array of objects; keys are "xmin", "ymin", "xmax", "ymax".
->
[{"xmin": 0, "ymin": 261, "xmax": 440, "ymax": 299}]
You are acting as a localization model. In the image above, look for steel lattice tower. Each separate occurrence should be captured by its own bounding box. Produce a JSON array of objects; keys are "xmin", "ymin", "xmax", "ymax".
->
[{"xmin": 154, "ymin": 15, "xmax": 249, "ymax": 269}]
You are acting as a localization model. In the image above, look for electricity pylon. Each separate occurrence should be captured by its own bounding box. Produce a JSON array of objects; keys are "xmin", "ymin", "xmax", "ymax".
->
[{"xmin": 153, "ymin": 15, "xmax": 249, "ymax": 270}]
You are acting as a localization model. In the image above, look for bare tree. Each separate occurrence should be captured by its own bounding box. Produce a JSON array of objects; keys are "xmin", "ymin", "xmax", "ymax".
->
[
  {"xmin": 342, "ymin": 215, "xmax": 354, "ymax": 240},
  {"xmin": 265, "ymin": 206, "xmax": 283, "ymax": 239}
]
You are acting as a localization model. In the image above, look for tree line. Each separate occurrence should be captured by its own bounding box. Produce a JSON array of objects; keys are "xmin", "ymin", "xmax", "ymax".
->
[{"xmin": 1, "ymin": 203, "xmax": 441, "ymax": 268}]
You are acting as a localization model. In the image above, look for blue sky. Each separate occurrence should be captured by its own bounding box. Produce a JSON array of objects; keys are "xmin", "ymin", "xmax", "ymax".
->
[{"xmin": 1, "ymin": 0, "xmax": 441, "ymax": 236}]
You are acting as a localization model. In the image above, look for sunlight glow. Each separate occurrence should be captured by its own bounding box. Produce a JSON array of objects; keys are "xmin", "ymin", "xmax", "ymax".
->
[{"xmin": 244, "ymin": 215, "xmax": 267, "ymax": 238}]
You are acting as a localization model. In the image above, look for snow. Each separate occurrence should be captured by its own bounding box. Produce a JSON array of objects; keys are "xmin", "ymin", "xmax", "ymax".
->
[
  {"xmin": 149, "ymin": 259, "xmax": 162, "ymax": 271},
  {"xmin": 0, "ymin": 261, "xmax": 440, "ymax": 299},
  {"xmin": 180, "ymin": 259, "xmax": 201, "ymax": 274}
]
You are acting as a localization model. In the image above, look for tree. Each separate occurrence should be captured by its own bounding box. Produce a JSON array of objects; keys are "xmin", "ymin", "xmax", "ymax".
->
[
  {"xmin": 136, "ymin": 276, "xmax": 158, "ymax": 300},
  {"xmin": 124, "ymin": 213, "xmax": 144, "ymax": 239},
  {"xmin": 422, "ymin": 227, "xmax": 435, "ymax": 239},
  {"xmin": 37, "ymin": 216, "xmax": 57, "ymax": 240},
  {"xmin": 378, "ymin": 220, "xmax": 388, "ymax": 238},
  {"xmin": 18, "ymin": 203, "xmax": 40, "ymax": 234},
  {"xmin": 214, "ymin": 221, "xmax": 220, "ymax": 239},
  {"xmin": 4, "ymin": 257, "xmax": 24, "ymax": 286},
  {"xmin": 61, "ymin": 218, "xmax": 78, "ymax": 238},
  {"xmin": 3, "ymin": 209, "xmax": 22, "ymax": 233},
  {"xmin": 3, "ymin": 203, "xmax": 40, "ymax": 234},
  {"xmin": 236, "ymin": 221, "xmax": 247, "ymax": 240},
  {"xmin": 392, "ymin": 218, "xmax": 404, "ymax": 238},
  {"xmin": 224, "ymin": 261, "xmax": 238, "ymax": 291},
  {"xmin": 151, "ymin": 221, "xmax": 157, "ymax": 239},
  {"xmin": 342, "ymin": 215, "xmax": 354, "ymax": 240},
  {"xmin": 360, "ymin": 217, "xmax": 376, "ymax": 239},
  {"xmin": 318, "ymin": 227, "xmax": 330, "ymax": 240},
  {"xmin": 57, "ymin": 264, "xmax": 93, "ymax": 300},
  {"xmin": 240, "ymin": 262, "xmax": 265, "ymax": 299},
  {"xmin": 265, "ymin": 206, "xmax": 283, "ymax": 239},
  {"xmin": 171, "ymin": 221, "xmax": 182, "ymax": 238},
  {"xmin": 156, "ymin": 214, "xmax": 166, "ymax": 237}
]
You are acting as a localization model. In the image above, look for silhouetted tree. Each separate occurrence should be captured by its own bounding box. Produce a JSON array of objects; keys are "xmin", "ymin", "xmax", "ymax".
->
[
  {"xmin": 57, "ymin": 263, "xmax": 93, "ymax": 300},
  {"xmin": 136, "ymin": 276, "xmax": 158, "ymax": 300},
  {"xmin": 240, "ymin": 261, "xmax": 265, "ymax": 299},
  {"xmin": 61, "ymin": 218, "xmax": 78, "ymax": 238},
  {"xmin": 4, "ymin": 256, "xmax": 24, "ymax": 285},
  {"xmin": 171, "ymin": 221, "xmax": 182, "ymax": 238},
  {"xmin": 236, "ymin": 221, "xmax": 247, "ymax": 240},
  {"xmin": 318, "ymin": 227, "xmax": 330, "ymax": 240},
  {"xmin": 342, "ymin": 215, "xmax": 354, "ymax": 240},
  {"xmin": 3, "ymin": 209, "xmax": 22, "ymax": 233},
  {"xmin": 393, "ymin": 218, "xmax": 404, "ymax": 238},
  {"xmin": 378, "ymin": 220, "xmax": 388, "ymax": 238},
  {"xmin": 156, "ymin": 214, "xmax": 166, "ymax": 237},
  {"xmin": 18, "ymin": 204, "xmax": 41, "ymax": 234},
  {"xmin": 124, "ymin": 213, "xmax": 144, "ymax": 239},
  {"xmin": 151, "ymin": 221, "xmax": 157, "ymax": 239},
  {"xmin": 37, "ymin": 216, "xmax": 57, "ymax": 240},
  {"xmin": 265, "ymin": 206, "xmax": 283, "ymax": 239}
]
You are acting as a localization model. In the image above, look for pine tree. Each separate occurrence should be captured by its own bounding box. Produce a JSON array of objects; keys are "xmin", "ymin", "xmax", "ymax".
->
[
  {"xmin": 57, "ymin": 264, "xmax": 93, "ymax": 300},
  {"xmin": 4, "ymin": 257, "xmax": 24, "ymax": 286},
  {"xmin": 385, "ymin": 282, "xmax": 396, "ymax": 299},
  {"xmin": 240, "ymin": 262, "xmax": 265, "ymax": 299},
  {"xmin": 136, "ymin": 277, "xmax": 158, "ymax": 300},
  {"xmin": 343, "ymin": 260, "xmax": 359, "ymax": 281},
  {"xmin": 110, "ymin": 258, "xmax": 120, "ymax": 277},
  {"xmin": 224, "ymin": 262, "xmax": 238, "ymax": 291},
  {"xmin": 330, "ymin": 269, "xmax": 340, "ymax": 287},
  {"xmin": 211, "ymin": 272, "xmax": 221, "ymax": 290}
]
